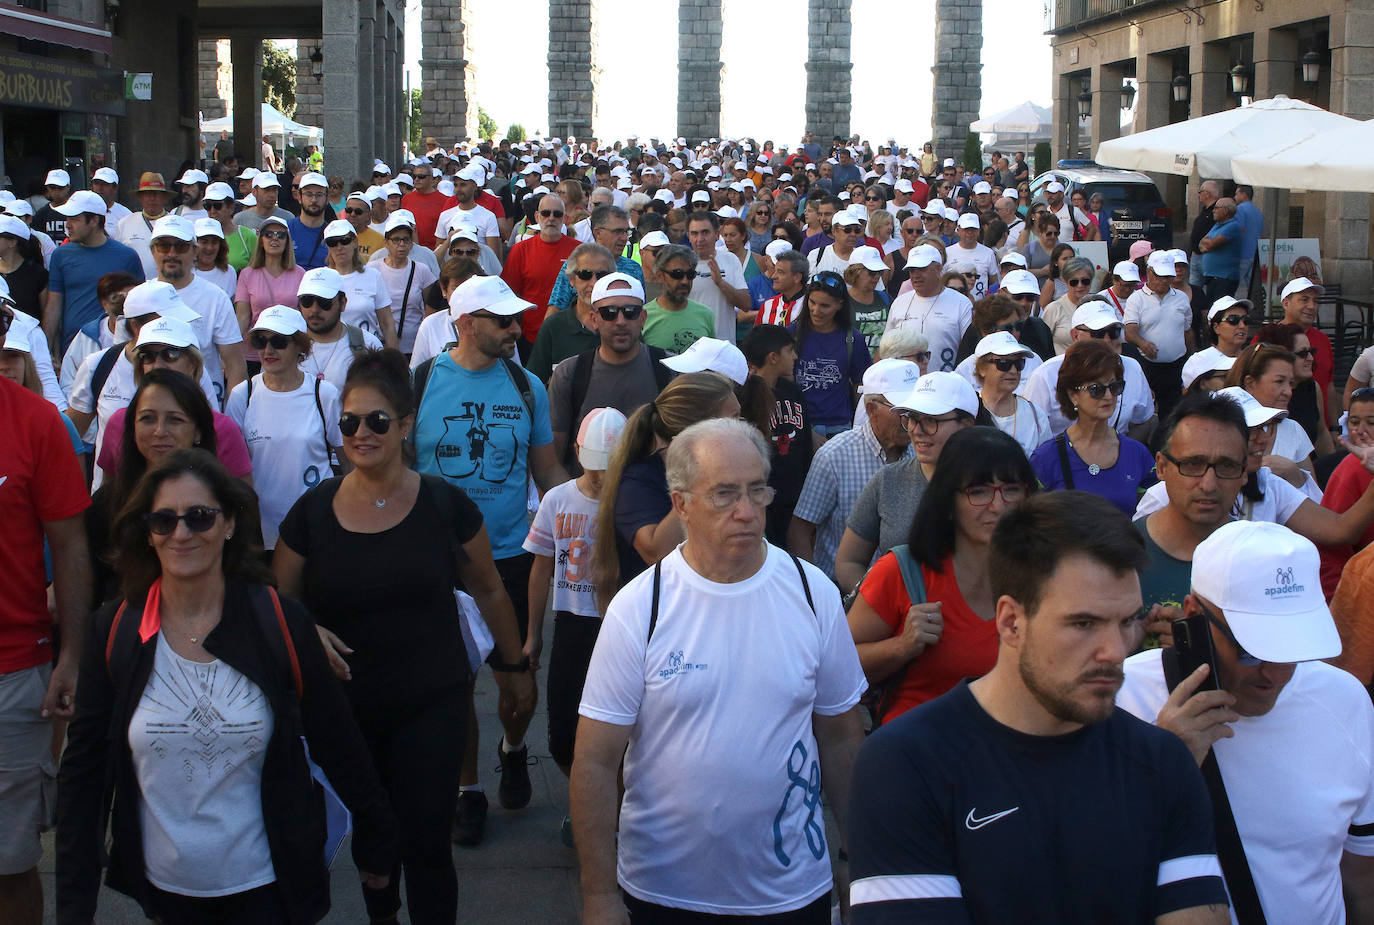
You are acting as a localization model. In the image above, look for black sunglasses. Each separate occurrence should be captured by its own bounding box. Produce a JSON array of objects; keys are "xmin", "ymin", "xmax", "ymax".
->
[
  {"xmin": 540, "ymin": 209, "xmax": 565, "ymax": 218},
  {"xmin": 344, "ymin": 207, "xmax": 369, "ymax": 216},
  {"xmin": 989, "ymin": 357, "xmax": 1026, "ymax": 372},
  {"xmin": 1216, "ymin": 313, "xmax": 1249, "ymax": 327},
  {"xmin": 575, "ymin": 269, "xmax": 613, "ymax": 281},
  {"xmin": 1073, "ymin": 379, "xmax": 1127, "ymax": 399},
  {"xmin": 325, "ymin": 236, "xmax": 355, "ymax": 248},
  {"xmin": 338, "ymin": 410, "xmax": 393, "ymax": 437},
  {"xmin": 144, "ymin": 506, "xmax": 222, "ymax": 535},
  {"xmin": 1086, "ymin": 324, "xmax": 1123, "ymax": 340},
  {"xmin": 137, "ymin": 346, "xmax": 186, "ymax": 364},
  {"xmin": 1293, "ymin": 347, "xmax": 1316, "ymax": 359},
  {"xmin": 469, "ymin": 311, "xmax": 521, "ymax": 328},
  {"xmin": 262, "ymin": 229, "xmax": 289, "ymax": 240},
  {"xmin": 597, "ymin": 304, "xmax": 644, "ymax": 321},
  {"xmin": 299, "ymin": 295, "xmax": 336, "ymax": 310},
  {"xmin": 661, "ymin": 268, "xmax": 693, "ymax": 280},
  {"xmin": 1066, "ymin": 277, "xmax": 1092, "ymax": 288},
  {"xmin": 993, "ymin": 319, "xmax": 1025, "ymax": 334},
  {"xmin": 250, "ymin": 332, "xmax": 293, "ymax": 350}
]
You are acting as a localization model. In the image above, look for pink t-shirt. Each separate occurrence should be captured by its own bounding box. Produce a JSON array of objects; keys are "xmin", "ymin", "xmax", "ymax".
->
[
  {"xmin": 97, "ymin": 408, "xmax": 252, "ymax": 480},
  {"xmin": 234, "ymin": 265, "xmax": 306, "ymax": 361}
]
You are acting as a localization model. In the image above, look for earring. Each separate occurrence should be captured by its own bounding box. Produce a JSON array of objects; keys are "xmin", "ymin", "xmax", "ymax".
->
[{"xmin": 225, "ymin": 533, "xmax": 233, "ymax": 540}]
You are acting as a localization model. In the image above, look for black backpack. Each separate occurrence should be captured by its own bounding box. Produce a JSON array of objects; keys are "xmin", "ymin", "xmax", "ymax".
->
[{"xmin": 244, "ymin": 375, "xmax": 339, "ymax": 475}]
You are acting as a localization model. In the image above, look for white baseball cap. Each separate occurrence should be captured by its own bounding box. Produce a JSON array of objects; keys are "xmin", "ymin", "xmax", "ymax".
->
[
  {"xmin": 44, "ymin": 168, "xmax": 71, "ymax": 187},
  {"xmin": 715, "ymin": 206, "xmax": 738, "ymax": 219},
  {"xmin": 1044, "ymin": 180, "xmax": 1065, "ymax": 193},
  {"xmin": 372, "ymin": 162, "xmax": 392, "ymax": 175},
  {"xmin": 456, "ymin": 164, "xmax": 486, "ymax": 183},
  {"xmin": 0, "ymin": 215, "xmax": 30, "ymax": 241},
  {"xmin": 943, "ymin": 158, "xmax": 956, "ymax": 168},
  {"xmin": 250, "ymin": 304, "xmax": 308, "ymax": 337},
  {"xmin": 150, "ymin": 215, "xmax": 195, "ymax": 242},
  {"xmin": 764, "ymin": 239, "xmax": 794, "ymax": 260},
  {"xmin": 972, "ymin": 181, "xmax": 992, "ymax": 195},
  {"xmin": 1146, "ymin": 251, "xmax": 1178, "ymax": 277},
  {"xmin": 3, "ymin": 200, "xmax": 33, "ymax": 218},
  {"xmin": 121, "ymin": 280, "xmax": 201, "ymax": 322},
  {"xmin": 922, "ymin": 199, "xmax": 945, "ymax": 217},
  {"xmin": 691, "ymin": 190, "xmax": 711, "ymax": 203},
  {"xmin": 943, "ymin": 207, "xmax": 959, "ymax": 222},
  {"xmin": 906, "ymin": 244, "xmax": 943, "ymax": 269},
  {"xmin": 1207, "ymin": 295, "xmax": 1253, "ymax": 321},
  {"xmin": 957, "ymin": 213, "xmax": 980, "ymax": 230},
  {"xmin": 259, "ymin": 214, "xmax": 288, "ymax": 232},
  {"xmin": 237, "ymin": 167, "xmax": 261, "ymax": 180},
  {"xmin": 322, "ymin": 219, "xmax": 354, "ymax": 241},
  {"xmin": 1281, "ymin": 277, "xmax": 1324, "ymax": 300},
  {"xmin": 177, "ymin": 168, "xmax": 209, "ymax": 186},
  {"xmin": 193, "ymin": 218, "xmax": 224, "ymax": 240},
  {"xmin": 52, "ymin": 190, "xmax": 107, "ymax": 217},
  {"xmin": 576, "ymin": 407, "xmax": 628, "ymax": 471},
  {"xmin": 653, "ymin": 189, "xmax": 675, "ymax": 204},
  {"xmin": 394, "ymin": 173, "xmax": 415, "ymax": 188},
  {"xmin": 1167, "ymin": 248, "xmax": 1189, "ymax": 265},
  {"xmin": 999, "ymin": 252, "xmax": 1028, "ymax": 269},
  {"xmin": 1216, "ymin": 386, "xmax": 1286, "ymax": 427},
  {"xmin": 134, "ymin": 315, "xmax": 198, "ymax": 350},
  {"xmin": 204, "ymin": 182, "xmax": 235, "ymax": 201},
  {"xmin": 449, "ymin": 275, "xmax": 534, "ymax": 318},
  {"xmin": 858, "ymin": 358, "xmax": 921, "ymax": 402},
  {"xmin": 892, "ymin": 371, "xmax": 979, "ymax": 417},
  {"xmin": 347, "ymin": 190, "xmax": 375, "ymax": 206},
  {"xmin": 1112, "ymin": 260, "xmax": 1141, "ymax": 283},
  {"xmin": 1191, "ymin": 520, "xmax": 1341, "ymax": 663},
  {"xmin": 382, "ymin": 211, "xmax": 416, "ymax": 235},
  {"xmin": 92, "ymin": 167, "xmax": 119, "ymax": 184},
  {"xmin": 591, "ymin": 272, "xmax": 645, "ymax": 304},
  {"xmin": 832, "ymin": 210, "xmax": 863, "ymax": 228},
  {"xmin": 297, "ymin": 172, "xmax": 328, "ymax": 189},
  {"xmin": 895, "ymin": 179, "xmax": 915, "ymax": 194},
  {"xmin": 660, "ymin": 337, "xmax": 749, "ymax": 385},
  {"xmin": 638, "ymin": 230, "xmax": 670, "ymax": 249},
  {"xmin": 850, "ymin": 245, "xmax": 887, "ymax": 273},
  {"xmin": 1181, "ymin": 347, "xmax": 1236, "ymax": 390},
  {"xmin": 999, "ymin": 269, "xmax": 1040, "ymax": 296},
  {"xmin": 298, "ymin": 267, "xmax": 345, "ymax": 300},
  {"xmin": 252, "ymin": 172, "xmax": 281, "ymax": 189},
  {"xmin": 975, "ymin": 331, "xmax": 1033, "ymax": 359}
]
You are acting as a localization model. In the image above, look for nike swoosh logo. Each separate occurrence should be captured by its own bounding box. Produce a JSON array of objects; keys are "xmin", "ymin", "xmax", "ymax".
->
[{"xmin": 965, "ymin": 807, "xmax": 1019, "ymax": 830}]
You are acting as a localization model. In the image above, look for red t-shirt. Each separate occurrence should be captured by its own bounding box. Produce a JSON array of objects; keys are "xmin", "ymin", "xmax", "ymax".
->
[
  {"xmin": 476, "ymin": 190, "xmax": 506, "ymax": 219},
  {"xmin": 0, "ymin": 376, "xmax": 91, "ymax": 672},
  {"xmin": 401, "ymin": 189, "xmax": 457, "ymax": 248},
  {"xmin": 1319, "ymin": 452, "xmax": 1374, "ymax": 597},
  {"xmin": 859, "ymin": 552, "xmax": 998, "ymax": 722},
  {"xmin": 502, "ymin": 233, "xmax": 580, "ymax": 343}
]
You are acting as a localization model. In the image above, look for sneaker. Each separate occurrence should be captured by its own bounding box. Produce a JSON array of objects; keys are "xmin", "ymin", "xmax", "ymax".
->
[
  {"xmin": 496, "ymin": 738, "xmax": 533, "ymax": 809},
  {"xmin": 560, "ymin": 814, "xmax": 575, "ymax": 848},
  {"xmin": 452, "ymin": 790, "xmax": 488, "ymax": 846}
]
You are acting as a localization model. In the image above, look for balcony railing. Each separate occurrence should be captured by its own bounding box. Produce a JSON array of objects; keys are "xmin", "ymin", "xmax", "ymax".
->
[{"xmin": 1048, "ymin": 0, "xmax": 1172, "ymax": 34}]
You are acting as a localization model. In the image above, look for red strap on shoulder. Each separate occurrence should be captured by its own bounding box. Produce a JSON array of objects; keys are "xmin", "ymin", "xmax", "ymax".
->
[
  {"xmin": 104, "ymin": 601, "xmax": 129, "ymax": 670},
  {"xmin": 268, "ymin": 587, "xmax": 303, "ymax": 701}
]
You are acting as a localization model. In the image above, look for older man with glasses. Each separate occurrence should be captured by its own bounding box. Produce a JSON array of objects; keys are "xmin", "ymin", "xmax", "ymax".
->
[
  {"xmin": 501, "ymin": 193, "xmax": 581, "ymax": 354},
  {"xmin": 1126, "ymin": 251, "xmax": 1195, "ymax": 420}
]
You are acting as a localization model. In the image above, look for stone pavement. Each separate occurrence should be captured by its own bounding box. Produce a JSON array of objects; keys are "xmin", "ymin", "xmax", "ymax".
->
[{"xmin": 40, "ymin": 662, "xmax": 582, "ymax": 923}]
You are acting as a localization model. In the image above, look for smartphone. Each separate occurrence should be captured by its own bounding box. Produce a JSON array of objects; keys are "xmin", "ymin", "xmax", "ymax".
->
[{"xmin": 1167, "ymin": 613, "xmax": 1221, "ymax": 693}]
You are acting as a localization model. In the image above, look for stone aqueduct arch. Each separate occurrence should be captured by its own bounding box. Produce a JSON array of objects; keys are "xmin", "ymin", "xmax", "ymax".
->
[{"xmin": 421, "ymin": 0, "xmax": 982, "ymax": 157}]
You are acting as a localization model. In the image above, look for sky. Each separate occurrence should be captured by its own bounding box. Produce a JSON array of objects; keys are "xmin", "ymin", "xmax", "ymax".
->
[{"xmin": 402, "ymin": 0, "xmax": 1053, "ymax": 146}]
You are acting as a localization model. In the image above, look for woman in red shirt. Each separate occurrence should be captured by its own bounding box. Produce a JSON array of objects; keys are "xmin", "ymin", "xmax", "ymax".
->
[{"xmin": 848, "ymin": 427, "xmax": 1036, "ymax": 724}]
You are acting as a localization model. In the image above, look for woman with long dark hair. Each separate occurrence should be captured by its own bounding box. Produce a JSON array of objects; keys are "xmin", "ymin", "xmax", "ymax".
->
[{"xmin": 789, "ymin": 270, "xmax": 872, "ymax": 441}]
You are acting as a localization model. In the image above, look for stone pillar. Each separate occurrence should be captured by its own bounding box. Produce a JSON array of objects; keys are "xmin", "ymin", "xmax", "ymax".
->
[
  {"xmin": 372, "ymin": 1, "xmax": 386, "ymax": 161},
  {"xmin": 198, "ymin": 39, "xmax": 232, "ymax": 120},
  {"xmin": 385, "ymin": 16, "xmax": 399, "ymax": 166},
  {"xmin": 1190, "ymin": 41, "xmax": 1230, "ymax": 121},
  {"xmin": 230, "ymin": 36, "xmax": 263, "ymax": 170},
  {"xmin": 1321, "ymin": 7, "xmax": 1374, "ymax": 294},
  {"xmin": 1050, "ymin": 72, "xmax": 1074, "ymax": 164},
  {"xmin": 1090, "ymin": 63, "xmax": 1124, "ymax": 152},
  {"xmin": 293, "ymin": 40, "xmax": 324, "ymax": 130},
  {"xmin": 548, "ymin": 0, "xmax": 600, "ymax": 142},
  {"xmin": 804, "ymin": 0, "xmax": 851, "ymax": 144},
  {"xmin": 677, "ymin": 0, "xmax": 722, "ymax": 146},
  {"xmin": 323, "ymin": 0, "xmax": 366, "ymax": 179},
  {"xmin": 930, "ymin": 0, "xmax": 982, "ymax": 164},
  {"xmin": 421, "ymin": 0, "xmax": 477, "ymax": 144},
  {"xmin": 1135, "ymin": 52, "xmax": 1174, "ymax": 134},
  {"xmin": 1254, "ymin": 27, "xmax": 1298, "ymax": 100}
]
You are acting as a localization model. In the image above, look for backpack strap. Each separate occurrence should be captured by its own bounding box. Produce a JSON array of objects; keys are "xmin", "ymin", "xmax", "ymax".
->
[
  {"xmin": 90, "ymin": 345, "xmax": 122, "ymax": 404},
  {"xmin": 78, "ymin": 316, "xmax": 105, "ymax": 345},
  {"xmin": 247, "ymin": 585, "xmax": 303, "ymax": 701},
  {"xmin": 788, "ymin": 553, "xmax": 815, "ymax": 616},
  {"xmin": 647, "ymin": 560, "xmax": 663, "ymax": 644},
  {"xmin": 1055, "ymin": 432, "xmax": 1076, "ymax": 490},
  {"xmin": 500, "ymin": 355, "xmax": 536, "ymax": 418},
  {"xmin": 345, "ymin": 324, "xmax": 366, "ymax": 355},
  {"xmin": 103, "ymin": 601, "xmax": 132, "ymax": 677},
  {"xmin": 567, "ymin": 348, "xmax": 597, "ymax": 438},
  {"xmin": 245, "ymin": 374, "xmax": 254, "ymax": 405},
  {"xmin": 412, "ymin": 356, "xmax": 436, "ymax": 423},
  {"xmin": 395, "ymin": 261, "xmax": 417, "ymax": 348},
  {"xmin": 313, "ymin": 377, "xmax": 339, "ymax": 475},
  {"xmin": 872, "ymin": 545, "xmax": 928, "ymax": 725}
]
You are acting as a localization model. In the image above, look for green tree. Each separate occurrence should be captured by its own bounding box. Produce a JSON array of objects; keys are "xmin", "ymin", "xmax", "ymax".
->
[
  {"xmin": 409, "ymin": 88, "xmax": 423, "ymax": 153},
  {"xmin": 506, "ymin": 124, "xmax": 526, "ymax": 143},
  {"xmin": 477, "ymin": 106, "xmax": 497, "ymax": 141},
  {"xmin": 962, "ymin": 132, "xmax": 983, "ymax": 173},
  {"xmin": 1033, "ymin": 142, "xmax": 1052, "ymax": 176},
  {"xmin": 262, "ymin": 40, "xmax": 296, "ymax": 118}
]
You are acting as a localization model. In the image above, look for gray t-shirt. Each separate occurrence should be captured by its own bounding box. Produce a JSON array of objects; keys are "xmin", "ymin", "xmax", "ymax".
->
[
  {"xmin": 845, "ymin": 456, "xmax": 930, "ymax": 561},
  {"xmin": 548, "ymin": 346, "xmax": 664, "ymax": 438},
  {"xmin": 232, "ymin": 206, "xmax": 293, "ymax": 230}
]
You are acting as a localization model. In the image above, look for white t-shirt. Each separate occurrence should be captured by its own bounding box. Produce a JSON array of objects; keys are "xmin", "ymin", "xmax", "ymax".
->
[
  {"xmin": 434, "ymin": 202, "xmax": 499, "ymax": 244},
  {"xmin": 174, "ymin": 275, "xmax": 244, "ymax": 406},
  {"xmin": 373, "ymin": 259, "xmax": 438, "ymax": 354},
  {"xmin": 522, "ymin": 479, "xmax": 602, "ymax": 618},
  {"xmin": 807, "ymin": 243, "xmax": 858, "ymax": 276},
  {"xmin": 409, "ymin": 312, "xmax": 458, "ymax": 370},
  {"xmin": 580, "ymin": 543, "xmax": 866, "ymax": 914},
  {"xmin": 1132, "ymin": 467, "xmax": 1309, "ymax": 524},
  {"xmin": 130, "ymin": 633, "xmax": 276, "ymax": 897},
  {"xmin": 301, "ymin": 326, "xmax": 382, "ymax": 391},
  {"xmin": 368, "ymin": 242, "xmax": 443, "ymax": 277},
  {"xmin": 195, "ymin": 264, "xmax": 238, "ymax": 302},
  {"xmin": 106, "ymin": 201, "xmax": 133, "ymax": 228},
  {"xmin": 948, "ymin": 242, "xmax": 999, "ymax": 300},
  {"xmin": 1051, "ymin": 203, "xmax": 1093, "ymax": 238},
  {"xmin": 1117, "ymin": 650, "xmax": 1374, "ymax": 925},
  {"xmin": 114, "ymin": 211, "xmax": 159, "ymax": 278},
  {"xmin": 1022, "ymin": 352, "xmax": 1156, "ymax": 435},
  {"xmin": 884, "ymin": 288, "xmax": 972, "ymax": 373},
  {"xmin": 988, "ymin": 395, "xmax": 1053, "ymax": 456},
  {"xmin": 8, "ymin": 310, "xmax": 64, "ymax": 409},
  {"xmin": 60, "ymin": 315, "xmax": 117, "ymax": 400},
  {"xmin": 1123, "ymin": 286, "xmax": 1193, "ymax": 364},
  {"xmin": 1271, "ymin": 418, "xmax": 1315, "ymax": 464},
  {"xmin": 336, "ymin": 265, "xmax": 393, "ymax": 342},
  {"xmin": 225, "ymin": 374, "xmax": 342, "ymax": 548},
  {"xmin": 689, "ymin": 249, "xmax": 748, "ymax": 343}
]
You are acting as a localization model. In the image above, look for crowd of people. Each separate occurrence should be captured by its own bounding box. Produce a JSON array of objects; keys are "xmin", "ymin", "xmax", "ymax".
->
[{"xmin": 2, "ymin": 128, "xmax": 1372, "ymax": 925}]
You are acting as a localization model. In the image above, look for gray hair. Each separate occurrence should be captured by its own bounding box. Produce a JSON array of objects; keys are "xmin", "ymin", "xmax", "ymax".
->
[
  {"xmin": 656, "ymin": 243, "xmax": 697, "ymax": 269},
  {"xmin": 1063, "ymin": 256, "xmax": 1096, "ymax": 281},
  {"xmin": 876, "ymin": 327, "xmax": 930, "ymax": 361},
  {"xmin": 625, "ymin": 192, "xmax": 651, "ymax": 212},
  {"xmin": 589, "ymin": 187, "xmax": 615, "ymax": 207},
  {"xmin": 666, "ymin": 418, "xmax": 772, "ymax": 493},
  {"xmin": 776, "ymin": 250, "xmax": 809, "ymax": 277},
  {"xmin": 565, "ymin": 242, "xmax": 615, "ymax": 278},
  {"xmin": 590, "ymin": 204, "xmax": 628, "ymax": 230}
]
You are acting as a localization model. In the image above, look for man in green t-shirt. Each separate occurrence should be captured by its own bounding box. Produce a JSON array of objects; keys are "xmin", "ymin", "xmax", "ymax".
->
[{"xmin": 643, "ymin": 244, "xmax": 715, "ymax": 353}]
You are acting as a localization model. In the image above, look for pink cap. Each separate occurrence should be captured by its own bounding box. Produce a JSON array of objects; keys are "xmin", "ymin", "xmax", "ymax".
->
[{"xmin": 1128, "ymin": 240, "xmax": 1153, "ymax": 260}]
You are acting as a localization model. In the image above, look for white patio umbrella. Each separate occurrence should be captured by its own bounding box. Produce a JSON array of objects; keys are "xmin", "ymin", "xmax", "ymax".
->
[
  {"xmin": 970, "ymin": 101, "xmax": 1052, "ymax": 135},
  {"xmin": 1232, "ymin": 117, "xmax": 1374, "ymax": 192}
]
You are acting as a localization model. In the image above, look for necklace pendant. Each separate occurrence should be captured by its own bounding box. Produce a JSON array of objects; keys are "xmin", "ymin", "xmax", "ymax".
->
[
  {"xmin": 189, "ymin": 635, "xmax": 199, "ymax": 644},
  {"xmin": 374, "ymin": 497, "xmax": 387, "ymax": 508},
  {"xmin": 1087, "ymin": 463, "xmax": 1101, "ymax": 476}
]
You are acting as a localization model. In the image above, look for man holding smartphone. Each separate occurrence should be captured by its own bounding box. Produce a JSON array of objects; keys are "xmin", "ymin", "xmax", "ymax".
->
[{"xmin": 1118, "ymin": 521, "xmax": 1374, "ymax": 924}]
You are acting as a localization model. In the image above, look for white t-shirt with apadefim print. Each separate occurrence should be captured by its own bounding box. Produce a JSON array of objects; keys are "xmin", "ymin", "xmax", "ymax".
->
[
  {"xmin": 523, "ymin": 479, "xmax": 602, "ymax": 618},
  {"xmin": 579, "ymin": 543, "xmax": 867, "ymax": 915}
]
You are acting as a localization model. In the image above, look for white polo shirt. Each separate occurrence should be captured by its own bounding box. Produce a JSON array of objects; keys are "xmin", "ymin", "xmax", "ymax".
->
[{"xmin": 1124, "ymin": 285, "xmax": 1193, "ymax": 364}]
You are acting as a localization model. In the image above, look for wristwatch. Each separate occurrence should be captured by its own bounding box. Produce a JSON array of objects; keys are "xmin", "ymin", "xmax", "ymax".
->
[{"xmin": 490, "ymin": 656, "xmax": 531, "ymax": 673}]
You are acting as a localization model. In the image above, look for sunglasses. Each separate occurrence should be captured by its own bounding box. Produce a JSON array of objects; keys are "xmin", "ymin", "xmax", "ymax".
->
[
  {"xmin": 338, "ymin": 410, "xmax": 393, "ymax": 437},
  {"xmin": 137, "ymin": 346, "xmax": 186, "ymax": 364},
  {"xmin": 1073, "ymin": 378, "xmax": 1127, "ymax": 399},
  {"xmin": 345, "ymin": 207, "xmax": 369, "ymax": 216},
  {"xmin": 812, "ymin": 271, "xmax": 845, "ymax": 289},
  {"xmin": 989, "ymin": 357, "xmax": 1026, "ymax": 372},
  {"xmin": 325, "ymin": 236, "xmax": 355, "ymax": 248},
  {"xmin": 1066, "ymin": 277, "xmax": 1092, "ymax": 288},
  {"xmin": 469, "ymin": 311, "xmax": 521, "ymax": 327},
  {"xmin": 540, "ymin": 209, "xmax": 565, "ymax": 218},
  {"xmin": 250, "ymin": 332, "xmax": 293, "ymax": 350},
  {"xmin": 1217, "ymin": 313, "xmax": 1249, "ymax": 327},
  {"xmin": 449, "ymin": 246, "xmax": 479, "ymax": 258},
  {"xmin": 575, "ymin": 269, "xmax": 613, "ymax": 281},
  {"xmin": 864, "ymin": 195, "xmax": 882, "ymax": 202},
  {"xmin": 597, "ymin": 304, "xmax": 644, "ymax": 321},
  {"xmin": 144, "ymin": 506, "xmax": 223, "ymax": 535},
  {"xmin": 1293, "ymin": 347, "xmax": 1316, "ymax": 359},
  {"xmin": 262, "ymin": 229, "xmax": 289, "ymax": 240},
  {"xmin": 1009, "ymin": 293, "xmax": 1037, "ymax": 303},
  {"xmin": 152, "ymin": 240, "xmax": 192, "ymax": 253},
  {"xmin": 1085, "ymin": 324, "xmax": 1123, "ymax": 340}
]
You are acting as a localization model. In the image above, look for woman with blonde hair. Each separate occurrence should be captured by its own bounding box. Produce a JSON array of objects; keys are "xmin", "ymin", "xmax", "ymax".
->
[{"xmin": 592, "ymin": 371, "xmax": 742, "ymax": 606}]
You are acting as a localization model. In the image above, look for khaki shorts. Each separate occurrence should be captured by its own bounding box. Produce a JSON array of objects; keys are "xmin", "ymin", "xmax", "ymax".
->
[{"xmin": 0, "ymin": 664, "xmax": 56, "ymax": 875}]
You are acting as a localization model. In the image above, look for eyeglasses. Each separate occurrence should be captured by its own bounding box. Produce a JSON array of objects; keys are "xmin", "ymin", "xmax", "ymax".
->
[
  {"xmin": 689, "ymin": 484, "xmax": 777, "ymax": 510},
  {"xmin": 0, "ymin": 308, "xmax": 11, "ymax": 340},
  {"xmin": 597, "ymin": 303, "xmax": 644, "ymax": 321},
  {"xmin": 864, "ymin": 195, "xmax": 882, "ymax": 202},
  {"xmin": 602, "ymin": 226, "xmax": 630, "ymax": 235},
  {"xmin": 1160, "ymin": 451, "xmax": 1246, "ymax": 481},
  {"xmin": 151, "ymin": 240, "xmax": 192, "ymax": 254},
  {"xmin": 144, "ymin": 506, "xmax": 223, "ymax": 535},
  {"xmin": 899, "ymin": 411, "xmax": 961, "ymax": 434},
  {"xmin": 1198, "ymin": 601, "xmax": 1262, "ymax": 666},
  {"xmin": 325, "ymin": 236, "xmax": 355, "ymax": 248},
  {"xmin": 338, "ymin": 410, "xmax": 394, "ymax": 437},
  {"xmin": 1084, "ymin": 324, "xmax": 1124, "ymax": 340},
  {"xmin": 1293, "ymin": 347, "xmax": 1316, "ymax": 359},
  {"xmin": 900, "ymin": 351, "xmax": 932, "ymax": 365},
  {"xmin": 449, "ymin": 246, "xmax": 479, "ymax": 258},
  {"xmin": 299, "ymin": 295, "xmax": 336, "ymax": 310},
  {"xmin": 1009, "ymin": 293, "xmax": 1037, "ymax": 303},
  {"xmin": 963, "ymin": 482, "xmax": 1028, "ymax": 506},
  {"xmin": 1073, "ymin": 379, "xmax": 1126, "ymax": 399},
  {"xmin": 989, "ymin": 357, "xmax": 1026, "ymax": 372},
  {"xmin": 250, "ymin": 332, "xmax": 293, "ymax": 350},
  {"xmin": 469, "ymin": 311, "xmax": 521, "ymax": 327},
  {"xmin": 661, "ymin": 268, "xmax": 693, "ymax": 280},
  {"xmin": 344, "ymin": 207, "xmax": 369, "ymax": 216},
  {"xmin": 901, "ymin": 226, "xmax": 921, "ymax": 235},
  {"xmin": 539, "ymin": 209, "xmax": 565, "ymax": 218},
  {"xmin": 1217, "ymin": 313, "xmax": 1249, "ymax": 327},
  {"xmin": 1066, "ymin": 277, "xmax": 1092, "ymax": 288},
  {"xmin": 137, "ymin": 346, "xmax": 186, "ymax": 365},
  {"xmin": 262, "ymin": 229, "xmax": 289, "ymax": 240},
  {"xmin": 386, "ymin": 235, "xmax": 413, "ymax": 246}
]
